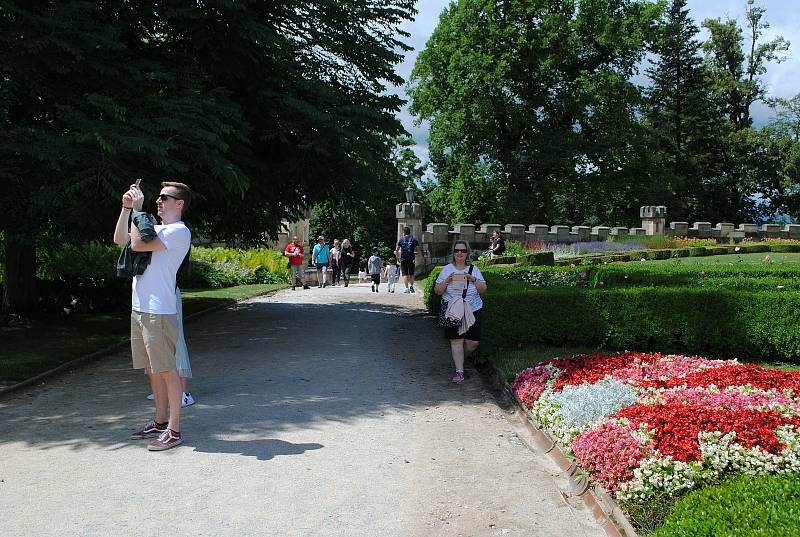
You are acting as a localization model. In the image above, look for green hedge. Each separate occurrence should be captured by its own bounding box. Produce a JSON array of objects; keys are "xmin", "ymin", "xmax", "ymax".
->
[
  {"xmin": 479, "ymin": 277, "xmax": 800, "ymax": 362},
  {"xmin": 654, "ymin": 473, "xmax": 800, "ymax": 537}
]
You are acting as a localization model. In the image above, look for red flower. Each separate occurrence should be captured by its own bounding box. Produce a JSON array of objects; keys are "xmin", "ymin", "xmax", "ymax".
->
[
  {"xmin": 615, "ymin": 403, "xmax": 800, "ymax": 462},
  {"xmin": 640, "ymin": 364, "xmax": 800, "ymax": 393}
]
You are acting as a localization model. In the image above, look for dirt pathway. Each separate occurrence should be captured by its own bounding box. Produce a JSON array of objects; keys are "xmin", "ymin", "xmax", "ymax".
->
[{"xmin": 0, "ymin": 283, "xmax": 604, "ymax": 537}]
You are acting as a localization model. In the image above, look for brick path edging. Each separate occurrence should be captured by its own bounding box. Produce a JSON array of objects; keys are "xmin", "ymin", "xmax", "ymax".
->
[
  {"xmin": 488, "ymin": 362, "xmax": 639, "ymax": 537},
  {"xmin": 0, "ymin": 286, "xmax": 287, "ymax": 400}
]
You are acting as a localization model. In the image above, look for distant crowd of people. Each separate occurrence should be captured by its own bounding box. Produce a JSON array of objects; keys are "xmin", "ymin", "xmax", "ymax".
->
[{"xmin": 283, "ymin": 226, "xmax": 425, "ymax": 293}]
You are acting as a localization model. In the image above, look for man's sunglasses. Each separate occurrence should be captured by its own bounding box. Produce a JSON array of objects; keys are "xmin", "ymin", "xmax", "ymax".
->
[
  {"xmin": 453, "ymin": 248, "xmax": 468, "ymax": 253},
  {"xmin": 156, "ymin": 193, "xmax": 182, "ymax": 202}
]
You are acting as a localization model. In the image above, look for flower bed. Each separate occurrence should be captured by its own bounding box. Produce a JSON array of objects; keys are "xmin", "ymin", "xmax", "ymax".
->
[{"xmin": 512, "ymin": 352, "xmax": 800, "ymax": 502}]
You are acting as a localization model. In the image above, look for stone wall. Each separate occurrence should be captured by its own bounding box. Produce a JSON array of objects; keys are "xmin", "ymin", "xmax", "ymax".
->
[{"xmin": 418, "ymin": 205, "xmax": 800, "ymax": 270}]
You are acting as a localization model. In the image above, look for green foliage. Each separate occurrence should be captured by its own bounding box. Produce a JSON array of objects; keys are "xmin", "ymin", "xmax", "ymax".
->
[
  {"xmin": 408, "ymin": 0, "xmax": 663, "ymax": 226},
  {"xmin": 185, "ymin": 247, "xmax": 289, "ymax": 288},
  {"xmin": 0, "ymin": 1, "xmax": 416, "ymax": 314},
  {"xmin": 478, "ymin": 269, "xmax": 800, "ymax": 362},
  {"xmin": 653, "ymin": 473, "xmax": 800, "ymax": 537}
]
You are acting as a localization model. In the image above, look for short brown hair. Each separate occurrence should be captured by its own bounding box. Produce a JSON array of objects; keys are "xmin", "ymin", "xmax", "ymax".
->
[{"xmin": 161, "ymin": 181, "xmax": 193, "ymax": 212}]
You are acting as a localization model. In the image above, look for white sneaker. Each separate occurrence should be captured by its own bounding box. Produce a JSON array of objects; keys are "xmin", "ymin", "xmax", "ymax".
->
[
  {"xmin": 146, "ymin": 393, "xmax": 154, "ymax": 400},
  {"xmin": 181, "ymin": 392, "xmax": 196, "ymax": 408},
  {"xmin": 403, "ymin": 288, "xmax": 411, "ymax": 294}
]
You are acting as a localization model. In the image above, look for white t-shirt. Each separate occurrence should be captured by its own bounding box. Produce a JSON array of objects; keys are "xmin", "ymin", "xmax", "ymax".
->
[
  {"xmin": 436, "ymin": 264, "xmax": 486, "ymax": 312},
  {"xmin": 132, "ymin": 221, "xmax": 191, "ymax": 314}
]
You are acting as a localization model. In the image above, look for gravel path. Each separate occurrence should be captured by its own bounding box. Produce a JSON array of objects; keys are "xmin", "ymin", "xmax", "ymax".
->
[{"xmin": 0, "ymin": 283, "xmax": 605, "ymax": 537}]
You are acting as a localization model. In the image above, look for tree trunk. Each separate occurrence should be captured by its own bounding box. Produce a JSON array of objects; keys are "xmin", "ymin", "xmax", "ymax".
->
[{"xmin": 2, "ymin": 234, "xmax": 37, "ymax": 318}]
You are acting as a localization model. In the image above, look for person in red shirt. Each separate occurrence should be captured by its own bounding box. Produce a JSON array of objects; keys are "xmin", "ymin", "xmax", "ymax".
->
[{"xmin": 284, "ymin": 236, "xmax": 305, "ymax": 290}]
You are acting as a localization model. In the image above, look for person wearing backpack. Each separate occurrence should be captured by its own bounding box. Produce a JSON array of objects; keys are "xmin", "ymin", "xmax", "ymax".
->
[
  {"xmin": 395, "ymin": 226, "xmax": 424, "ymax": 294},
  {"xmin": 433, "ymin": 240, "xmax": 487, "ymax": 384}
]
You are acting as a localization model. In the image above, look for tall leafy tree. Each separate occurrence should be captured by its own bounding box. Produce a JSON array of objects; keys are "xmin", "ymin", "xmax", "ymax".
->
[
  {"xmin": 0, "ymin": 1, "xmax": 415, "ymax": 316},
  {"xmin": 696, "ymin": 0, "xmax": 790, "ymax": 222},
  {"xmin": 702, "ymin": 0, "xmax": 789, "ymax": 131},
  {"xmin": 643, "ymin": 0, "xmax": 731, "ymax": 222},
  {"xmin": 408, "ymin": 0, "xmax": 662, "ymax": 227}
]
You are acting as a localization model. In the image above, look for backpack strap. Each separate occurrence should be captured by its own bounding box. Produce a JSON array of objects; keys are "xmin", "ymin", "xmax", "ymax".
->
[{"xmin": 461, "ymin": 264, "xmax": 474, "ymax": 299}]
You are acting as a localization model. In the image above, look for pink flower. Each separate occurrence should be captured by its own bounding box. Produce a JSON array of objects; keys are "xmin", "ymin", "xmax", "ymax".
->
[
  {"xmin": 570, "ymin": 263, "xmax": 576, "ymax": 268},
  {"xmin": 735, "ymin": 247, "xmax": 741, "ymax": 252}
]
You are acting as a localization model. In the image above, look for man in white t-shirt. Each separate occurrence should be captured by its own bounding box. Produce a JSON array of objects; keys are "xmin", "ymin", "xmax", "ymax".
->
[{"xmin": 114, "ymin": 180, "xmax": 192, "ymax": 451}]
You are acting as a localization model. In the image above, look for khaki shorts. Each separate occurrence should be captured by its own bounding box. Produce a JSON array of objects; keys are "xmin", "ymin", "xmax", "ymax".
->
[{"xmin": 130, "ymin": 311, "xmax": 179, "ymax": 373}]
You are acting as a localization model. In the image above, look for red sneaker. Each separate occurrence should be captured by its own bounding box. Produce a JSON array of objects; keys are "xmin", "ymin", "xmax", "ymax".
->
[{"xmin": 147, "ymin": 429, "xmax": 183, "ymax": 451}]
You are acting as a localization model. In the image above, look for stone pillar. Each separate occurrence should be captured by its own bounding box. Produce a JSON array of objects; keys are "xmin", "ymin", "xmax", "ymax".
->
[
  {"xmin": 640, "ymin": 206, "xmax": 667, "ymax": 235},
  {"xmin": 785, "ymin": 224, "xmax": 800, "ymax": 240},
  {"xmin": 572, "ymin": 226, "xmax": 591, "ymax": 241},
  {"xmin": 670, "ymin": 222, "xmax": 689, "ymax": 236},
  {"xmin": 427, "ymin": 223, "xmax": 450, "ymax": 260},
  {"xmin": 592, "ymin": 226, "xmax": 611, "ymax": 241},
  {"xmin": 526, "ymin": 225, "xmax": 550, "ymax": 243},
  {"xmin": 761, "ymin": 224, "xmax": 781, "ymax": 238},
  {"xmin": 713, "ymin": 223, "xmax": 735, "ymax": 239},
  {"xmin": 454, "ymin": 224, "xmax": 476, "ymax": 244},
  {"xmin": 551, "ymin": 225, "xmax": 571, "ymax": 242},
  {"xmin": 610, "ymin": 227, "xmax": 629, "ymax": 237},
  {"xmin": 691, "ymin": 222, "xmax": 712, "ymax": 238},
  {"xmin": 504, "ymin": 224, "xmax": 526, "ymax": 242}
]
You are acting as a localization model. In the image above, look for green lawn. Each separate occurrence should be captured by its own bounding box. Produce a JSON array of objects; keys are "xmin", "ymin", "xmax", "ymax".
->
[
  {"xmin": 0, "ymin": 283, "xmax": 286, "ymax": 384},
  {"xmin": 651, "ymin": 252, "xmax": 800, "ymax": 265}
]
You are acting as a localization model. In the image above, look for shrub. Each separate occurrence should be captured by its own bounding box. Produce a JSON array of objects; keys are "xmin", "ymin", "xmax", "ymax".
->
[
  {"xmin": 654, "ymin": 473, "xmax": 800, "ymax": 537},
  {"xmin": 479, "ymin": 276, "xmax": 800, "ymax": 362},
  {"xmin": 525, "ymin": 251, "xmax": 555, "ymax": 265}
]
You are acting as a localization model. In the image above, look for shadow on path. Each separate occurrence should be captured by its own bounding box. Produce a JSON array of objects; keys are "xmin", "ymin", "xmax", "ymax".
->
[{"xmin": 0, "ymin": 296, "xmax": 480, "ymax": 456}]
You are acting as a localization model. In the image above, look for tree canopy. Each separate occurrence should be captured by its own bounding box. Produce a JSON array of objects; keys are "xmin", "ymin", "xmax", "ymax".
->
[
  {"xmin": 0, "ymin": 0, "xmax": 416, "ymax": 315},
  {"xmin": 408, "ymin": 0, "xmax": 798, "ymax": 229}
]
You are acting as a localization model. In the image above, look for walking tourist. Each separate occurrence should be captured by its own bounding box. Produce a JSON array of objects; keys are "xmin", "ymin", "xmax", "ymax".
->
[
  {"xmin": 284, "ymin": 235, "xmax": 305, "ymax": 290},
  {"xmin": 358, "ymin": 257, "xmax": 368, "ymax": 283},
  {"xmin": 330, "ymin": 239, "xmax": 342, "ymax": 285},
  {"xmin": 114, "ymin": 180, "xmax": 193, "ymax": 450},
  {"xmin": 434, "ymin": 240, "xmax": 487, "ymax": 384},
  {"xmin": 395, "ymin": 226, "xmax": 424, "ymax": 293},
  {"xmin": 340, "ymin": 238, "xmax": 355, "ymax": 287},
  {"xmin": 386, "ymin": 257, "xmax": 399, "ymax": 293},
  {"xmin": 368, "ymin": 248, "xmax": 382, "ymax": 292},
  {"xmin": 312, "ymin": 235, "xmax": 330, "ymax": 288}
]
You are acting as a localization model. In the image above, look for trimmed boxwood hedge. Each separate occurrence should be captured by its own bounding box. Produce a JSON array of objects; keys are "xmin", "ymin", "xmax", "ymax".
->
[
  {"xmin": 478, "ymin": 278, "xmax": 800, "ymax": 362},
  {"xmin": 654, "ymin": 473, "xmax": 800, "ymax": 537}
]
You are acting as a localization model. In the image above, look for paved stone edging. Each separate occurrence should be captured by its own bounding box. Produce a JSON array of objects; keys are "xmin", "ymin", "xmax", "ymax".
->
[
  {"xmin": 0, "ymin": 286, "xmax": 288, "ymax": 399},
  {"xmin": 487, "ymin": 360, "xmax": 639, "ymax": 537}
]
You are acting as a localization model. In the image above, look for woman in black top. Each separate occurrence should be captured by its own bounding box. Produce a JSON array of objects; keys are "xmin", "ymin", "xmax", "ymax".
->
[
  {"xmin": 340, "ymin": 238, "xmax": 355, "ymax": 287},
  {"xmin": 489, "ymin": 230, "xmax": 505, "ymax": 258}
]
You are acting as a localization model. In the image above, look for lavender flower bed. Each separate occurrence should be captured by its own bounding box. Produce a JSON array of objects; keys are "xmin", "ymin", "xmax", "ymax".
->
[
  {"xmin": 573, "ymin": 241, "xmax": 646, "ymax": 254},
  {"xmin": 532, "ymin": 240, "xmax": 647, "ymax": 260}
]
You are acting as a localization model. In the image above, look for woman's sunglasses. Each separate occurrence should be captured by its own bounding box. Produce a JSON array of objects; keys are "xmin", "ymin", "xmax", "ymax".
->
[
  {"xmin": 156, "ymin": 193, "xmax": 182, "ymax": 202},
  {"xmin": 453, "ymin": 248, "xmax": 468, "ymax": 253}
]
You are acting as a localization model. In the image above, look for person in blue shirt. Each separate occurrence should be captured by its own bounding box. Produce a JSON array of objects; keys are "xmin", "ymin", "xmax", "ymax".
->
[
  {"xmin": 395, "ymin": 226, "xmax": 425, "ymax": 293},
  {"xmin": 312, "ymin": 235, "xmax": 331, "ymax": 288}
]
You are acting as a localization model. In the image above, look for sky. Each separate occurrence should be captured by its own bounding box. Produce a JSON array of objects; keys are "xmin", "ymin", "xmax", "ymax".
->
[{"xmin": 389, "ymin": 0, "xmax": 800, "ymax": 165}]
